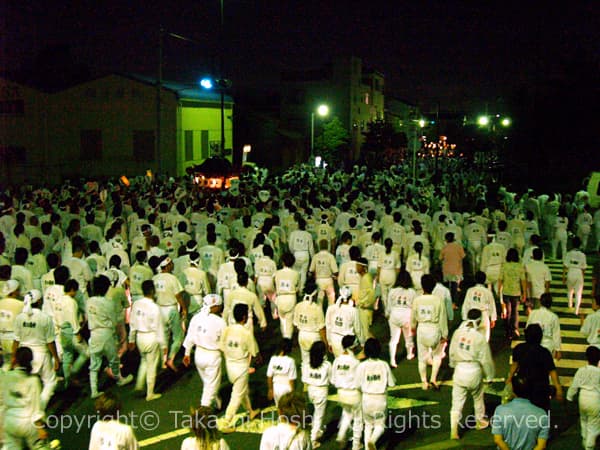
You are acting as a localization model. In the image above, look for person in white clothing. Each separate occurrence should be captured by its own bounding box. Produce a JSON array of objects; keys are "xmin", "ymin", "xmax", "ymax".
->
[
  {"xmin": 266, "ymin": 338, "xmax": 297, "ymax": 406},
  {"xmin": 183, "ymin": 293, "xmax": 226, "ymax": 409},
  {"xmin": 525, "ymin": 248, "xmax": 552, "ymax": 313},
  {"xmin": 128, "ymin": 280, "xmax": 166, "ymax": 401},
  {"xmin": 326, "ymin": 286, "xmax": 363, "ymax": 357},
  {"xmin": 405, "ymin": 242, "xmax": 430, "ymax": 294},
  {"xmin": 259, "ymin": 392, "xmax": 311, "ymax": 450},
  {"xmin": 180, "ymin": 406, "xmax": 230, "ymax": 450},
  {"xmin": 0, "ymin": 280, "xmax": 23, "ymax": 371},
  {"xmin": 376, "ymin": 238, "xmax": 401, "ymax": 312},
  {"xmin": 551, "ymin": 207, "xmax": 569, "ymax": 259},
  {"xmin": 308, "ymin": 240, "xmax": 338, "ymax": 306},
  {"xmin": 563, "ymin": 237, "xmax": 587, "ymax": 315},
  {"xmin": 88, "ymin": 392, "xmax": 138, "ymax": 450},
  {"xmin": 480, "ymin": 237, "xmax": 506, "ymax": 297},
  {"xmin": 254, "ymin": 245, "xmax": 277, "ymax": 308},
  {"xmin": 461, "ymin": 271, "xmax": 497, "ymax": 342},
  {"xmin": 301, "ymin": 341, "xmax": 330, "ymax": 448},
  {"xmin": 153, "ymin": 255, "xmax": 187, "ymax": 371},
  {"xmin": 526, "ymin": 293, "xmax": 562, "ymax": 360},
  {"xmin": 54, "ymin": 279, "xmax": 89, "ymax": 387},
  {"xmin": 566, "ymin": 346, "xmax": 600, "ymax": 450},
  {"xmin": 575, "ymin": 206, "xmax": 593, "ymax": 252},
  {"xmin": 449, "ymin": 309, "xmax": 495, "ymax": 440},
  {"xmin": 411, "ymin": 274, "xmax": 448, "ymax": 390},
  {"xmin": 12, "ymin": 289, "xmax": 59, "ymax": 410},
  {"xmin": 331, "ymin": 335, "xmax": 363, "ymax": 450},
  {"xmin": 580, "ymin": 298, "xmax": 600, "ymax": 349},
  {"xmin": 355, "ymin": 338, "xmax": 395, "ymax": 450},
  {"xmin": 3, "ymin": 347, "xmax": 48, "ymax": 450},
  {"xmin": 293, "ymin": 283, "xmax": 328, "ymax": 367},
  {"xmin": 288, "ymin": 218, "xmax": 314, "ymax": 294},
  {"xmin": 220, "ymin": 303, "xmax": 260, "ymax": 433},
  {"xmin": 87, "ymin": 275, "xmax": 134, "ymax": 398},
  {"xmin": 181, "ymin": 252, "xmax": 211, "ymax": 317},
  {"xmin": 387, "ymin": 271, "xmax": 417, "ymax": 367},
  {"xmin": 274, "ymin": 253, "xmax": 300, "ymax": 339}
]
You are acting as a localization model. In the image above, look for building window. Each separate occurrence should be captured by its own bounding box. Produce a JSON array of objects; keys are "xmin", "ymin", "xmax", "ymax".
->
[
  {"xmin": 185, "ymin": 130, "xmax": 194, "ymax": 161},
  {"xmin": 0, "ymin": 100, "xmax": 25, "ymax": 115},
  {"xmin": 80, "ymin": 130, "xmax": 102, "ymax": 161},
  {"xmin": 0, "ymin": 146, "xmax": 26, "ymax": 163},
  {"xmin": 201, "ymin": 130, "xmax": 209, "ymax": 159},
  {"xmin": 133, "ymin": 130, "xmax": 155, "ymax": 161}
]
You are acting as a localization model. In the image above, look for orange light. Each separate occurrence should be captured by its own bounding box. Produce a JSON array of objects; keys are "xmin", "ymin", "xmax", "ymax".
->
[{"xmin": 120, "ymin": 175, "xmax": 130, "ymax": 186}]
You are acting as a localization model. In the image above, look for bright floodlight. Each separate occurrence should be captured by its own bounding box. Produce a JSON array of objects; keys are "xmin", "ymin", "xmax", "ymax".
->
[
  {"xmin": 501, "ymin": 118, "xmax": 511, "ymax": 127},
  {"xmin": 418, "ymin": 119, "xmax": 426, "ymax": 128},
  {"xmin": 317, "ymin": 104, "xmax": 329, "ymax": 117},
  {"xmin": 477, "ymin": 116, "xmax": 490, "ymax": 126},
  {"xmin": 200, "ymin": 78, "xmax": 213, "ymax": 89}
]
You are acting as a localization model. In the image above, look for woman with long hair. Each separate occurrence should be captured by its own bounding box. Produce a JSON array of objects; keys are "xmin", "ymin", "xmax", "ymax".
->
[
  {"xmin": 181, "ymin": 406, "xmax": 229, "ymax": 450},
  {"xmin": 260, "ymin": 392, "xmax": 311, "ymax": 450},
  {"xmin": 405, "ymin": 241, "xmax": 430, "ymax": 294},
  {"xmin": 301, "ymin": 341, "xmax": 331, "ymax": 449}
]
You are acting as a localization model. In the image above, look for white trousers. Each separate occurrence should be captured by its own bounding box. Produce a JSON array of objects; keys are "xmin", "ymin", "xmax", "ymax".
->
[
  {"xmin": 450, "ymin": 363, "xmax": 485, "ymax": 430},
  {"xmin": 362, "ymin": 393, "xmax": 387, "ymax": 449},
  {"xmin": 135, "ymin": 332, "xmax": 161, "ymax": 396},
  {"xmin": 578, "ymin": 392, "xmax": 600, "ymax": 450},
  {"xmin": 224, "ymin": 360, "xmax": 251, "ymax": 422},
  {"xmin": 307, "ymin": 385, "xmax": 328, "ymax": 442},
  {"xmin": 3, "ymin": 413, "xmax": 40, "ymax": 450},
  {"xmin": 298, "ymin": 331, "xmax": 320, "ymax": 367},
  {"xmin": 293, "ymin": 251, "xmax": 310, "ymax": 293},
  {"xmin": 29, "ymin": 345, "xmax": 57, "ymax": 410},
  {"xmin": 416, "ymin": 325, "xmax": 445, "ymax": 384},
  {"xmin": 337, "ymin": 388, "xmax": 363, "ymax": 450},
  {"xmin": 195, "ymin": 348, "xmax": 222, "ymax": 407},
  {"xmin": 388, "ymin": 311, "xmax": 413, "ymax": 363},
  {"xmin": 552, "ymin": 229, "xmax": 568, "ymax": 259},
  {"xmin": 316, "ymin": 278, "xmax": 336, "ymax": 305},
  {"xmin": 567, "ymin": 272, "xmax": 584, "ymax": 312},
  {"xmin": 275, "ymin": 294, "xmax": 296, "ymax": 339}
]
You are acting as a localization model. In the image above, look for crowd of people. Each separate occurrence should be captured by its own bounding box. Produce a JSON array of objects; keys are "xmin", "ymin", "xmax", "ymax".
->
[{"xmin": 0, "ymin": 159, "xmax": 598, "ymax": 450}]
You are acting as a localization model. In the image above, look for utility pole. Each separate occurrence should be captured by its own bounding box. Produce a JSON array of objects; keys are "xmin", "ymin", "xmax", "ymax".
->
[{"xmin": 156, "ymin": 27, "xmax": 164, "ymax": 175}]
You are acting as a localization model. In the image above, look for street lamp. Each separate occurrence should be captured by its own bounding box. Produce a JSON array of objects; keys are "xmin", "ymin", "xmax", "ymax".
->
[
  {"xmin": 200, "ymin": 77, "xmax": 231, "ymax": 157},
  {"xmin": 310, "ymin": 104, "xmax": 329, "ymax": 162},
  {"xmin": 412, "ymin": 119, "xmax": 426, "ymax": 184},
  {"xmin": 477, "ymin": 115, "xmax": 490, "ymax": 126}
]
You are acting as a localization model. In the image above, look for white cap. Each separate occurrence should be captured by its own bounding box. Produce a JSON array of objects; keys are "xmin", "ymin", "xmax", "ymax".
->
[
  {"xmin": 203, "ymin": 294, "xmax": 222, "ymax": 308},
  {"xmin": 2, "ymin": 280, "xmax": 19, "ymax": 296},
  {"xmin": 159, "ymin": 256, "xmax": 172, "ymax": 269}
]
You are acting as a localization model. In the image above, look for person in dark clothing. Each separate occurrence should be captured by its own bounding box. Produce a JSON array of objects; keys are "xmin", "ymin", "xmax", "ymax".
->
[{"xmin": 506, "ymin": 323, "xmax": 564, "ymax": 411}]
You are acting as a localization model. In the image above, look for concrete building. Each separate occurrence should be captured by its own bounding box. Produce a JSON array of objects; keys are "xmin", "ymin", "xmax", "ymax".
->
[
  {"xmin": 0, "ymin": 74, "xmax": 233, "ymax": 184},
  {"xmin": 280, "ymin": 56, "xmax": 384, "ymax": 164}
]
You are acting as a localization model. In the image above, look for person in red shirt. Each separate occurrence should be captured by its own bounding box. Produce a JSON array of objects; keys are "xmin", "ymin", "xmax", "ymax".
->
[{"xmin": 440, "ymin": 232, "xmax": 465, "ymax": 305}]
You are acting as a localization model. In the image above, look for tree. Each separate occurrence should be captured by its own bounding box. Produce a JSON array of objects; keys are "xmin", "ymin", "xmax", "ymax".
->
[
  {"xmin": 314, "ymin": 116, "xmax": 350, "ymax": 166},
  {"xmin": 360, "ymin": 120, "xmax": 408, "ymax": 168}
]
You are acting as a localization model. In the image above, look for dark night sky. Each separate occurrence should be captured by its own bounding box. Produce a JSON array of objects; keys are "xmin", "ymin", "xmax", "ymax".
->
[{"xmin": 1, "ymin": 0, "xmax": 598, "ymax": 111}]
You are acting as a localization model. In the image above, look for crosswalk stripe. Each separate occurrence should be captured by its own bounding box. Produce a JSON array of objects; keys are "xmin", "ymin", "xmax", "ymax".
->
[{"xmin": 509, "ymin": 261, "xmax": 595, "ymax": 388}]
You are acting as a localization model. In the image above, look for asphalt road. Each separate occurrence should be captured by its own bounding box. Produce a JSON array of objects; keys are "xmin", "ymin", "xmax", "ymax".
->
[{"xmin": 47, "ymin": 279, "xmax": 591, "ymax": 450}]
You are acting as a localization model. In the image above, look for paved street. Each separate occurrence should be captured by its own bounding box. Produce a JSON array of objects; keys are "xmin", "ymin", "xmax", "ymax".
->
[{"xmin": 48, "ymin": 255, "xmax": 596, "ymax": 450}]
